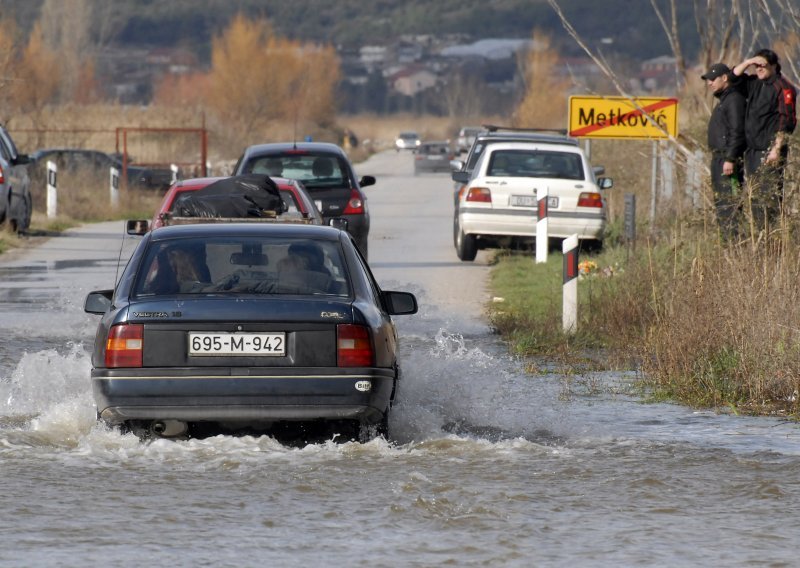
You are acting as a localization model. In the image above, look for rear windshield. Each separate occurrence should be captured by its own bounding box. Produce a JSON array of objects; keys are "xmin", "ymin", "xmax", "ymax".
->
[
  {"xmin": 487, "ymin": 150, "xmax": 585, "ymax": 180},
  {"xmin": 133, "ymin": 235, "xmax": 350, "ymax": 297},
  {"xmin": 241, "ymin": 153, "xmax": 351, "ymax": 190}
]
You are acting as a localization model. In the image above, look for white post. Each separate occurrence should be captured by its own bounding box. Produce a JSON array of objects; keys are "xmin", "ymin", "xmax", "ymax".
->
[
  {"xmin": 562, "ymin": 234, "xmax": 579, "ymax": 334},
  {"xmin": 46, "ymin": 160, "xmax": 57, "ymax": 218},
  {"xmin": 171, "ymin": 164, "xmax": 179, "ymax": 184},
  {"xmin": 661, "ymin": 141, "xmax": 674, "ymax": 201},
  {"xmin": 110, "ymin": 166, "xmax": 120, "ymax": 208},
  {"xmin": 536, "ymin": 186, "xmax": 549, "ymax": 263},
  {"xmin": 650, "ymin": 141, "xmax": 658, "ymax": 226}
]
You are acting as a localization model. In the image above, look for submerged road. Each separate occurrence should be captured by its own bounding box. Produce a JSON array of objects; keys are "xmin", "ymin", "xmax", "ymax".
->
[{"xmin": 0, "ymin": 150, "xmax": 798, "ymax": 567}]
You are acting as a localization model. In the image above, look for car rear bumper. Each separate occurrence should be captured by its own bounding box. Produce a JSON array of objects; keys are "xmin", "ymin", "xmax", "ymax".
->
[
  {"xmin": 92, "ymin": 366, "xmax": 395, "ymax": 424},
  {"xmin": 460, "ymin": 209, "xmax": 605, "ymax": 240}
]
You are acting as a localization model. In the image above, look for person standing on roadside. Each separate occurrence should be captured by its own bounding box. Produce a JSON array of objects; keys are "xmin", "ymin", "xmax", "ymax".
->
[
  {"xmin": 702, "ymin": 63, "xmax": 746, "ymax": 239},
  {"xmin": 732, "ymin": 49, "xmax": 797, "ymax": 228}
]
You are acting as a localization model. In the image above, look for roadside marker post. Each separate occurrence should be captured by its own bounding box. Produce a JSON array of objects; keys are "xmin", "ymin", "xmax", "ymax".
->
[
  {"xmin": 171, "ymin": 164, "xmax": 179, "ymax": 184},
  {"xmin": 562, "ymin": 234, "xmax": 579, "ymax": 334},
  {"xmin": 110, "ymin": 167, "xmax": 120, "ymax": 208},
  {"xmin": 536, "ymin": 187, "xmax": 548, "ymax": 263},
  {"xmin": 46, "ymin": 160, "xmax": 57, "ymax": 218}
]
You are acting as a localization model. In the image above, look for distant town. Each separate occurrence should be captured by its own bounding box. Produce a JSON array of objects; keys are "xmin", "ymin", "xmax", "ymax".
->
[{"xmin": 97, "ymin": 34, "xmax": 681, "ymax": 114}]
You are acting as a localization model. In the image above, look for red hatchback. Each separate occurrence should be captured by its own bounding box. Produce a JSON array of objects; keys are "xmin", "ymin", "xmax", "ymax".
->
[{"xmin": 150, "ymin": 176, "xmax": 324, "ymax": 230}]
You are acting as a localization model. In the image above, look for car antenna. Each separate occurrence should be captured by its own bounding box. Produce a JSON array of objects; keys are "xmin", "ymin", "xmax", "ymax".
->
[{"xmin": 114, "ymin": 221, "xmax": 127, "ymax": 286}]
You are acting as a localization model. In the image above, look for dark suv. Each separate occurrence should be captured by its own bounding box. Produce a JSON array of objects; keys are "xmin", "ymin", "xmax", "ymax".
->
[
  {"xmin": 233, "ymin": 142, "xmax": 374, "ymax": 259},
  {"xmin": 28, "ymin": 149, "xmax": 177, "ymax": 192},
  {"xmin": 0, "ymin": 125, "xmax": 32, "ymax": 233}
]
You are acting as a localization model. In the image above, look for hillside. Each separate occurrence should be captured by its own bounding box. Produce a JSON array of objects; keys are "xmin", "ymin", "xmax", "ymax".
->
[{"xmin": 2, "ymin": 0, "xmax": 698, "ymax": 62}]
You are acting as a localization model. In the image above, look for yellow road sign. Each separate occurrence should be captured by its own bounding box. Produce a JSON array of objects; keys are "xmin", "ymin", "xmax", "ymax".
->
[{"xmin": 568, "ymin": 96, "xmax": 678, "ymax": 139}]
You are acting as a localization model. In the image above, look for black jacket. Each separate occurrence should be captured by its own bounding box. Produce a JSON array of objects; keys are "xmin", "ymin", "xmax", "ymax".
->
[
  {"xmin": 738, "ymin": 72, "xmax": 797, "ymax": 151},
  {"xmin": 708, "ymin": 86, "xmax": 746, "ymax": 162}
]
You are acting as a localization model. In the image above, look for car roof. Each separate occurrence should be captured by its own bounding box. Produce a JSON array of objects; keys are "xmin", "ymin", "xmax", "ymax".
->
[
  {"xmin": 240, "ymin": 142, "xmax": 347, "ymax": 158},
  {"xmin": 30, "ymin": 148, "xmax": 115, "ymax": 157},
  {"xmin": 475, "ymin": 130, "xmax": 579, "ymax": 147},
  {"xmin": 150, "ymin": 222, "xmax": 344, "ymax": 242},
  {"xmin": 484, "ymin": 141, "xmax": 583, "ymax": 153}
]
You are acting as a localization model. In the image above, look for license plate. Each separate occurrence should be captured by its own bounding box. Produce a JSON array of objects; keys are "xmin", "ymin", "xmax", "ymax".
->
[
  {"xmin": 426, "ymin": 155, "xmax": 443, "ymax": 160},
  {"xmin": 189, "ymin": 332, "xmax": 286, "ymax": 356},
  {"xmin": 510, "ymin": 195, "xmax": 559, "ymax": 208},
  {"xmin": 510, "ymin": 195, "xmax": 536, "ymax": 207}
]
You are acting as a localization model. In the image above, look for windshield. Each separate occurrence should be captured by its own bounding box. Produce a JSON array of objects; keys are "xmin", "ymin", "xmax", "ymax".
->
[
  {"xmin": 242, "ymin": 153, "xmax": 351, "ymax": 190},
  {"xmin": 133, "ymin": 235, "xmax": 350, "ymax": 297},
  {"xmin": 487, "ymin": 150, "xmax": 585, "ymax": 180}
]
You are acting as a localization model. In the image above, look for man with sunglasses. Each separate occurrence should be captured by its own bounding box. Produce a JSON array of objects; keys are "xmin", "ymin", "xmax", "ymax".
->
[
  {"xmin": 702, "ymin": 63, "xmax": 746, "ymax": 239},
  {"xmin": 732, "ymin": 49, "xmax": 797, "ymax": 229}
]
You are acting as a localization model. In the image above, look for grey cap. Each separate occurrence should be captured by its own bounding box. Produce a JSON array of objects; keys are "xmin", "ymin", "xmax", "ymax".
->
[{"xmin": 701, "ymin": 63, "xmax": 731, "ymax": 80}]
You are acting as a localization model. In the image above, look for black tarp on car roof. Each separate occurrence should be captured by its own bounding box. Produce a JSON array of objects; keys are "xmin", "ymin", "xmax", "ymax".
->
[{"xmin": 173, "ymin": 174, "xmax": 285, "ymax": 218}]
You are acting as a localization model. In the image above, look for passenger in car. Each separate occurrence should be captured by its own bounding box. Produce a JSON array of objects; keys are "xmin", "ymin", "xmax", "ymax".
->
[
  {"xmin": 312, "ymin": 157, "xmax": 334, "ymax": 178},
  {"xmin": 288, "ymin": 242, "xmax": 332, "ymax": 277}
]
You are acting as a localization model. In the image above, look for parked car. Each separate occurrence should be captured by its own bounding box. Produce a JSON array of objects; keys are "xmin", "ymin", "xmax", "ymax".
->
[
  {"xmin": 395, "ymin": 131, "xmax": 421, "ymax": 151},
  {"xmin": 449, "ymin": 126, "xmax": 608, "ymax": 244},
  {"xmin": 456, "ymin": 126, "xmax": 482, "ymax": 154},
  {"xmin": 83, "ymin": 222, "xmax": 418, "ymax": 441},
  {"xmin": 149, "ymin": 175, "xmax": 324, "ymax": 230},
  {"xmin": 452, "ymin": 140, "xmax": 613, "ymax": 261},
  {"xmin": 233, "ymin": 142, "xmax": 374, "ymax": 259},
  {"xmin": 0, "ymin": 125, "xmax": 32, "ymax": 233},
  {"xmin": 413, "ymin": 141, "xmax": 454, "ymax": 174},
  {"xmin": 28, "ymin": 148, "xmax": 177, "ymax": 192}
]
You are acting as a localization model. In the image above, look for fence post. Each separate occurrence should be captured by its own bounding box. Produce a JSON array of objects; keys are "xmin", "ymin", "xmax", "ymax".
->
[
  {"xmin": 46, "ymin": 160, "xmax": 57, "ymax": 218},
  {"xmin": 562, "ymin": 234, "xmax": 579, "ymax": 334},
  {"xmin": 536, "ymin": 187, "xmax": 548, "ymax": 263},
  {"xmin": 110, "ymin": 166, "xmax": 120, "ymax": 208}
]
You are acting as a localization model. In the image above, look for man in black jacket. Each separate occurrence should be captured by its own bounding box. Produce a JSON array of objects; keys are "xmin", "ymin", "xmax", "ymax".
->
[
  {"xmin": 732, "ymin": 49, "xmax": 797, "ymax": 229},
  {"xmin": 703, "ymin": 63, "xmax": 746, "ymax": 239}
]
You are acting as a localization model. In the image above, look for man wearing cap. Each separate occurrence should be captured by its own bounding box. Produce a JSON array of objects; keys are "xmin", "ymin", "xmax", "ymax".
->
[
  {"xmin": 703, "ymin": 63, "xmax": 746, "ymax": 239},
  {"xmin": 732, "ymin": 48, "xmax": 797, "ymax": 228}
]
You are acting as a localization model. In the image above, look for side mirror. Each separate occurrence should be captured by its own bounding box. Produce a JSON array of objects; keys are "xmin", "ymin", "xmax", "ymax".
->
[
  {"xmin": 329, "ymin": 218, "xmax": 349, "ymax": 231},
  {"xmin": 597, "ymin": 177, "xmax": 613, "ymax": 190},
  {"xmin": 450, "ymin": 159, "xmax": 464, "ymax": 172},
  {"xmin": 13, "ymin": 154, "xmax": 30, "ymax": 166},
  {"xmin": 451, "ymin": 171, "xmax": 470, "ymax": 184},
  {"xmin": 383, "ymin": 290, "xmax": 418, "ymax": 315},
  {"xmin": 84, "ymin": 290, "xmax": 113, "ymax": 314},
  {"xmin": 592, "ymin": 165, "xmax": 606, "ymax": 176},
  {"xmin": 359, "ymin": 175, "xmax": 376, "ymax": 188},
  {"xmin": 126, "ymin": 219, "xmax": 149, "ymax": 235}
]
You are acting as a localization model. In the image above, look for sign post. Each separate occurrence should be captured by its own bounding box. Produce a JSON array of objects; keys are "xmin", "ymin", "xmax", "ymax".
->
[
  {"xmin": 46, "ymin": 160, "xmax": 57, "ymax": 218},
  {"xmin": 562, "ymin": 234, "xmax": 579, "ymax": 334},
  {"xmin": 110, "ymin": 167, "xmax": 120, "ymax": 208},
  {"xmin": 536, "ymin": 187, "xmax": 548, "ymax": 264}
]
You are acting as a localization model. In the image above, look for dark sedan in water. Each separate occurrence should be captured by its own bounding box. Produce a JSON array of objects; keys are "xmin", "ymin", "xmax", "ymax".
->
[{"xmin": 84, "ymin": 222, "xmax": 417, "ymax": 442}]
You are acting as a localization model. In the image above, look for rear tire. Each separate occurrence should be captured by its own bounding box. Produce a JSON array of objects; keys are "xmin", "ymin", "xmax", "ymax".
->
[{"xmin": 456, "ymin": 225, "xmax": 477, "ymax": 261}]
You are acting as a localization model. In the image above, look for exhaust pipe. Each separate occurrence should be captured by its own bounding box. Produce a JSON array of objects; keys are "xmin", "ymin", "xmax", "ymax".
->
[{"xmin": 150, "ymin": 420, "xmax": 188, "ymax": 438}]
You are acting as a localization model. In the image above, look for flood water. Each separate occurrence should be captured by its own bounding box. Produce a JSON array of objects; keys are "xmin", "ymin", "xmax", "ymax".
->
[{"xmin": 1, "ymin": 152, "xmax": 799, "ymax": 567}]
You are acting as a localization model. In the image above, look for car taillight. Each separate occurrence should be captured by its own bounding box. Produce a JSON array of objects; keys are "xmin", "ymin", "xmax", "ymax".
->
[
  {"xmin": 577, "ymin": 192, "xmax": 603, "ymax": 207},
  {"xmin": 337, "ymin": 324, "xmax": 374, "ymax": 367},
  {"xmin": 105, "ymin": 323, "xmax": 143, "ymax": 368},
  {"xmin": 457, "ymin": 185, "xmax": 467, "ymax": 201},
  {"xmin": 466, "ymin": 187, "xmax": 491, "ymax": 203},
  {"xmin": 0, "ymin": 163, "xmax": 4, "ymax": 184},
  {"xmin": 342, "ymin": 189, "xmax": 365, "ymax": 214}
]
